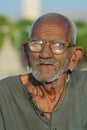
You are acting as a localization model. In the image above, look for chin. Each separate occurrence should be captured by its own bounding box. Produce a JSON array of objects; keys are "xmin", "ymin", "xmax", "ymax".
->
[{"xmin": 30, "ymin": 67, "xmax": 63, "ymax": 83}]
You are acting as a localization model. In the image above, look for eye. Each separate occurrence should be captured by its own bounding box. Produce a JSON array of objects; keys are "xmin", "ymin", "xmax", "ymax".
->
[
  {"xmin": 51, "ymin": 41, "xmax": 65, "ymax": 50},
  {"xmin": 31, "ymin": 39, "xmax": 43, "ymax": 45},
  {"xmin": 28, "ymin": 39, "xmax": 44, "ymax": 52},
  {"xmin": 52, "ymin": 41, "xmax": 64, "ymax": 47},
  {"xmin": 50, "ymin": 41, "xmax": 65, "ymax": 54}
]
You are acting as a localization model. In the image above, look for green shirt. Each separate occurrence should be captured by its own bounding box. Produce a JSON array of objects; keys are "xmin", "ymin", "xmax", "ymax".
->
[{"xmin": 0, "ymin": 70, "xmax": 87, "ymax": 130}]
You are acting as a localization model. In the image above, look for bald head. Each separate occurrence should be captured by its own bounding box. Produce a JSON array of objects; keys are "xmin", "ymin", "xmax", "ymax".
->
[{"xmin": 29, "ymin": 13, "xmax": 77, "ymax": 44}]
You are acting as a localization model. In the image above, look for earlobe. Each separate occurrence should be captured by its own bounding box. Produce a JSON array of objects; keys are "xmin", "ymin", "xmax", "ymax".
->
[{"xmin": 69, "ymin": 47, "xmax": 83, "ymax": 70}]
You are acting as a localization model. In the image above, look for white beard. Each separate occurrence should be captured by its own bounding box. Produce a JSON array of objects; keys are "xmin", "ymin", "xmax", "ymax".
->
[{"xmin": 29, "ymin": 58, "xmax": 70, "ymax": 83}]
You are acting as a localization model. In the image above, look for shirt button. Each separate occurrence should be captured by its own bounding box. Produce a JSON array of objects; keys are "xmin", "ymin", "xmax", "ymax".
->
[
  {"xmin": 28, "ymin": 92, "xmax": 32, "ymax": 100},
  {"xmin": 40, "ymin": 113, "xmax": 44, "ymax": 117}
]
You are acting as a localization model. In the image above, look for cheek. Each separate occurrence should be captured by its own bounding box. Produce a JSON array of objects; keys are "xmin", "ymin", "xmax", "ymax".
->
[
  {"xmin": 59, "ymin": 50, "xmax": 72, "ymax": 68},
  {"xmin": 55, "ymin": 54, "xmax": 67, "ymax": 65},
  {"xmin": 29, "ymin": 53, "xmax": 39, "ymax": 65}
]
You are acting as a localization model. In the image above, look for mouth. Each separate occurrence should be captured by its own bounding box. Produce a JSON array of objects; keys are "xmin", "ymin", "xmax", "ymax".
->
[
  {"xmin": 39, "ymin": 63, "xmax": 54, "ymax": 67},
  {"xmin": 36, "ymin": 58, "xmax": 58, "ymax": 66},
  {"xmin": 36, "ymin": 63, "xmax": 55, "ymax": 70},
  {"xmin": 39, "ymin": 63, "xmax": 54, "ymax": 66}
]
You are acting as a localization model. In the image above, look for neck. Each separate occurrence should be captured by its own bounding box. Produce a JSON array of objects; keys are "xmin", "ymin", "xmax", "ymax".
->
[
  {"xmin": 39, "ymin": 73, "xmax": 67, "ymax": 92},
  {"xmin": 21, "ymin": 73, "xmax": 67, "ymax": 100},
  {"xmin": 21, "ymin": 73, "xmax": 68, "ymax": 119}
]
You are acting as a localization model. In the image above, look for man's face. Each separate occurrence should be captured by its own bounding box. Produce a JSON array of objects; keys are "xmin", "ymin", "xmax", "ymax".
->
[{"xmin": 28, "ymin": 20, "xmax": 73, "ymax": 82}]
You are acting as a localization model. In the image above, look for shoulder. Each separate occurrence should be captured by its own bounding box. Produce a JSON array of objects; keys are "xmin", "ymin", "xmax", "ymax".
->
[
  {"xmin": 0, "ymin": 75, "xmax": 20, "ymax": 94},
  {"xmin": 71, "ymin": 69, "xmax": 87, "ymax": 82},
  {"xmin": 70, "ymin": 69, "xmax": 87, "ymax": 92},
  {"xmin": 0, "ymin": 75, "xmax": 19, "ymax": 86},
  {"xmin": 0, "ymin": 75, "xmax": 27, "ymax": 104}
]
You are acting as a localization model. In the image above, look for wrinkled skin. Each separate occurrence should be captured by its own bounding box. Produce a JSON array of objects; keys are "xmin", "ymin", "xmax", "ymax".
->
[{"xmin": 28, "ymin": 17, "xmax": 73, "ymax": 82}]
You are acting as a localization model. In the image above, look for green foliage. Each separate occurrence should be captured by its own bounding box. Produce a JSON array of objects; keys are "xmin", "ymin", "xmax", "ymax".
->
[
  {"xmin": 0, "ymin": 15, "xmax": 10, "ymax": 25},
  {"xmin": 75, "ymin": 21, "xmax": 87, "ymax": 61},
  {"xmin": 0, "ymin": 15, "xmax": 33, "ymax": 50},
  {"xmin": 14, "ymin": 19, "xmax": 33, "ymax": 50},
  {"xmin": 0, "ymin": 33, "xmax": 4, "ymax": 48}
]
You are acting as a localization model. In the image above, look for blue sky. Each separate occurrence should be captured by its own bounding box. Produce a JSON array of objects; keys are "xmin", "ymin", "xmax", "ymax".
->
[
  {"xmin": 41, "ymin": 0, "xmax": 87, "ymax": 12},
  {"xmin": 0, "ymin": 0, "xmax": 87, "ymax": 19}
]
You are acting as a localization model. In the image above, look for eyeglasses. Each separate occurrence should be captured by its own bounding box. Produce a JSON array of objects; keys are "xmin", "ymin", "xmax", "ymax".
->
[{"xmin": 27, "ymin": 39, "xmax": 74, "ymax": 54}]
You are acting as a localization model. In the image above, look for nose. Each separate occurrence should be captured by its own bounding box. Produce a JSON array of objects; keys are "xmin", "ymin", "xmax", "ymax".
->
[{"xmin": 39, "ymin": 45, "xmax": 53, "ymax": 59}]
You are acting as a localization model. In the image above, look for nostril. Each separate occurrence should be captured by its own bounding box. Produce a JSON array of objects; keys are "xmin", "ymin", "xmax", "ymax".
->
[{"xmin": 39, "ymin": 47, "xmax": 53, "ymax": 58}]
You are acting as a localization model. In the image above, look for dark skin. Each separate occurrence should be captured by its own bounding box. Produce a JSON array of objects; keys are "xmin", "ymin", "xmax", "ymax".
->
[{"xmin": 21, "ymin": 15, "xmax": 83, "ymax": 119}]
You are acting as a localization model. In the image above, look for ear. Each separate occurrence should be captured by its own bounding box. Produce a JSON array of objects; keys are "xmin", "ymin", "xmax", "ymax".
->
[
  {"xmin": 22, "ymin": 43, "xmax": 28, "ymax": 59},
  {"xmin": 69, "ymin": 47, "xmax": 83, "ymax": 70},
  {"xmin": 22, "ymin": 43, "xmax": 31, "ymax": 67}
]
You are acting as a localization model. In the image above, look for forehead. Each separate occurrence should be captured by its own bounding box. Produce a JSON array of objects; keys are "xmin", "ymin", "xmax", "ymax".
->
[{"xmin": 30, "ymin": 18, "xmax": 72, "ymax": 42}]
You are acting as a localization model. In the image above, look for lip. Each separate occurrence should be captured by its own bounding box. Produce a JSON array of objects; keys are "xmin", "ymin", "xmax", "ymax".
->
[
  {"xmin": 37, "ymin": 63, "xmax": 54, "ymax": 68},
  {"xmin": 40, "ymin": 63, "xmax": 54, "ymax": 65}
]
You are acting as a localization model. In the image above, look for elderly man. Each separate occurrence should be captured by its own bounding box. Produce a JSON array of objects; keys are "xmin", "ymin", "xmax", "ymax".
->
[{"xmin": 0, "ymin": 13, "xmax": 86, "ymax": 130}]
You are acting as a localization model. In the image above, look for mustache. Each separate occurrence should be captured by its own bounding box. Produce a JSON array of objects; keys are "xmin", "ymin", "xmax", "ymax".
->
[{"xmin": 35, "ymin": 57, "xmax": 59, "ymax": 67}]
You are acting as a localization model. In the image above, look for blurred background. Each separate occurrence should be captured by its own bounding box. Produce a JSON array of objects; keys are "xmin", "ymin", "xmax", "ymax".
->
[{"xmin": 0, "ymin": 0, "xmax": 87, "ymax": 79}]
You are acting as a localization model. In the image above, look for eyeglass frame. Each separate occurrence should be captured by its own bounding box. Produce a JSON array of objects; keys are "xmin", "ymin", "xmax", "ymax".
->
[{"xmin": 26, "ymin": 39, "xmax": 75, "ymax": 55}]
